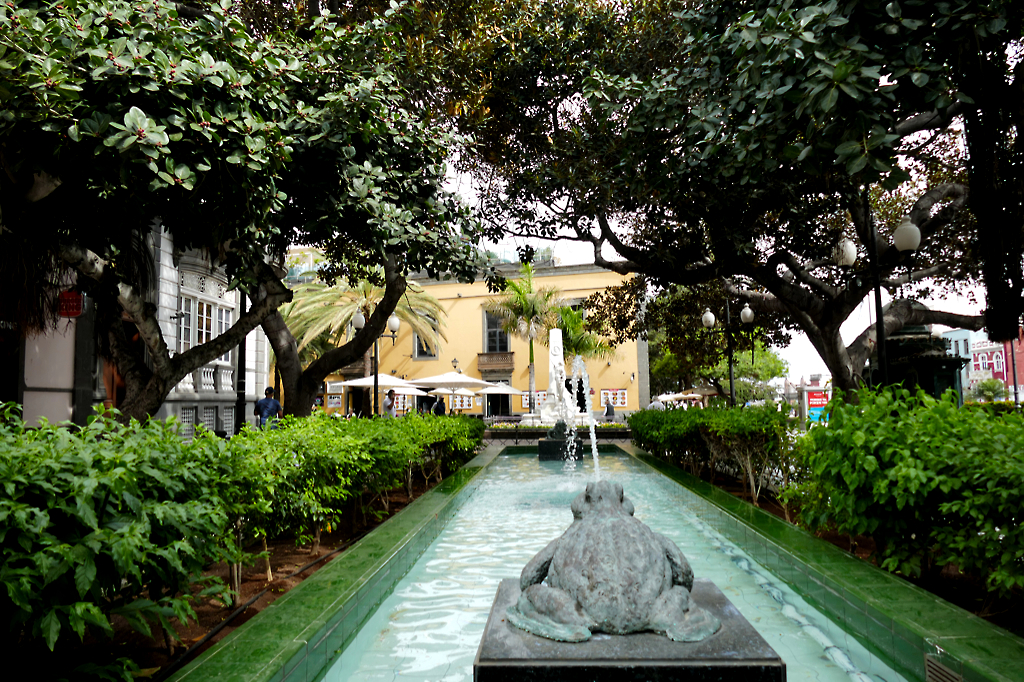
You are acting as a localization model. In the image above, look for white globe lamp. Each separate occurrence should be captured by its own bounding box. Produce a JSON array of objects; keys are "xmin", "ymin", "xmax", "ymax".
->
[
  {"xmin": 892, "ymin": 216, "xmax": 921, "ymax": 252},
  {"xmin": 701, "ymin": 308, "xmax": 716, "ymax": 328}
]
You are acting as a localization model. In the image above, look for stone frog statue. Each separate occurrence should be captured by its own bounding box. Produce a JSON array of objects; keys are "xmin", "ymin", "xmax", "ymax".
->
[{"xmin": 506, "ymin": 480, "xmax": 721, "ymax": 643}]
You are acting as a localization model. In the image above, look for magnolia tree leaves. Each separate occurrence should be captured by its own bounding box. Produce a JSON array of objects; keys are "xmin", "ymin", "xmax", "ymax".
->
[{"xmin": 0, "ymin": 0, "xmax": 486, "ymax": 292}]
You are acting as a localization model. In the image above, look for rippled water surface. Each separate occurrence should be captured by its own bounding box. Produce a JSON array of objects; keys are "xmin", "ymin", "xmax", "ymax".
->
[{"xmin": 325, "ymin": 454, "xmax": 905, "ymax": 682}]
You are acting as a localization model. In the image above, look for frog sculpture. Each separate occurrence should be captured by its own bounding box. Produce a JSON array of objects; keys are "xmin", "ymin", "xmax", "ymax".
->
[{"xmin": 506, "ymin": 480, "xmax": 721, "ymax": 643}]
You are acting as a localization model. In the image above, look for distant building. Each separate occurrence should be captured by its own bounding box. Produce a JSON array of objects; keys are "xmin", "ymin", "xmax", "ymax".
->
[
  {"xmin": 323, "ymin": 262, "xmax": 648, "ymax": 418},
  {"xmin": 942, "ymin": 329, "xmax": 986, "ymax": 390},
  {"xmin": 11, "ymin": 222, "xmax": 272, "ymax": 433}
]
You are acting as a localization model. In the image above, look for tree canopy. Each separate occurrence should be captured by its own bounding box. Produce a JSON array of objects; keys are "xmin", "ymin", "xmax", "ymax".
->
[
  {"xmin": 0, "ymin": 0, "xmax": 487, "ymax": 418},
  {"xmin": 467, "ymin": 0, "xmax": 1021, "ymax": 391}
]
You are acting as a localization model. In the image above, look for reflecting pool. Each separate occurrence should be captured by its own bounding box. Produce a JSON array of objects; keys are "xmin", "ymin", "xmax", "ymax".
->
[{"xmin": 326, "ymin": 453, "xmax": 905, "ymax": 682}]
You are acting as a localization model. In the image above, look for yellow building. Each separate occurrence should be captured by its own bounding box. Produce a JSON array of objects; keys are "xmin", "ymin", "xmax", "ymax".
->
[{"xmin": 326, "ymin": 262, "xmax": 649, "ymax": 418}]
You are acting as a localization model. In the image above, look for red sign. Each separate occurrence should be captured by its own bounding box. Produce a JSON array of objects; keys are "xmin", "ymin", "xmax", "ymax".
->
[
  {"xmin": 58, "ymin": 291, "xmax": 85, "ymax": 318},
  {"xmin": 807, "ymin": 391, "xmax": 829, "ymax": 408}
]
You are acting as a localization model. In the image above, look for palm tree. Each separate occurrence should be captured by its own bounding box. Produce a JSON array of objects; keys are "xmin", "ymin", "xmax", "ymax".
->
[
  {"xmin": 485, "ymin": 263, "xmax": 563, "ymax": 414},
  {"xmin": 553, "ymin": 306, "xmax": 616, "ymax": 364},
  {"xmin": 282, "ymin": 280, "xmax": 447, "ymax": 359}
]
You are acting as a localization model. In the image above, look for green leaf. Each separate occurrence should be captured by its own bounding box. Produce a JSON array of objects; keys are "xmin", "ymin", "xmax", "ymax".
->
[
  {"xmin": 75, "ymin": 558, "xmax": 97, "ymax": 597},
  {"xmin": 41, "ymin": 610, "xmax": 61, "ymax": 650},
  {"xmin": 910, "ymin": 72, "xmax": 929, "ymax": 87},
  {"xmin": 821, "ymin": 88, "xmax": 838, "ymax": 111}
]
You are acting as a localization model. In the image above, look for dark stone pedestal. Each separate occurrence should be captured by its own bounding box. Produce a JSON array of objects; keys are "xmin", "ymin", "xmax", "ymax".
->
[
  {"xmin": 473, "ymin": 578, "xmax": 785, "ymax": 682},
  {"xmin": 537, "ymin": 438, "xmax": 584, "ymax": 460}
]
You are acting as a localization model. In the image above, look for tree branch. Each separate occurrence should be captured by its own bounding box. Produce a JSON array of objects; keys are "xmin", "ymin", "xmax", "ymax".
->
[
  {"xmin": 894, "ymin": 102, "xmax": 969, "ymax": 137},
  {"xmin": 881, "ymin": 262, "xmax": 952, "ymax": 287}
]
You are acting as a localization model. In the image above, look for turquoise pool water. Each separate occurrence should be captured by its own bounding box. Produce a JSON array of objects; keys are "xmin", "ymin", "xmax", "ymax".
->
[{"xmin": 326, "ymin": 453, "xmax": 906, "ymax": 682}]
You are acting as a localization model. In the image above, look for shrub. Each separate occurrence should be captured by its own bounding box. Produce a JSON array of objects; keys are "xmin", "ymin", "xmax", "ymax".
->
[
  {"xmin": 0, "ymin": 406, "xmax": 484, "ymax": 680},
  {"xmin": 628, "ymin": 404, "xmax": 790, "ymax": 505},
  {"xmin": 0, "ymin": 406, "xmax": 238, "ymax": 680},
  {"xmin": 795, "ymin": 388, "xmax": 1024, "ymax": 595}
]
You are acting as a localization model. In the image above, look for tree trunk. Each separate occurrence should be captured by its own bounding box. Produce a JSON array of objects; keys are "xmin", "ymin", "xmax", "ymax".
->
[
  {"xmin": 262, "ymin": 535, "xmax": 273, "ymax": 581},
  {"xmin": 65, "ymin": 246, "xmax": 292, "ymax": 422},
  {"xmin": 264, "ymin": 256, "xmax": 409, "ymax": 417},
  {"xmin": 528, "ymin": 338, "xmax": 537, "ymax": 413}
]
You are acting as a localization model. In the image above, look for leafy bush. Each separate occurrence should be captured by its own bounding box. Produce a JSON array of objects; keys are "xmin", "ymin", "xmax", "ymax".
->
[
  {"xmin": 0, "ymin": 406, "xmax": 483, "ymax": 680},
  {"xmin": 794, "ymin": 388, "xmax": 1024, "ymax": 595},
  {"xmin": 628, "ymin": 404, "xmax": 790, "ymax": 505},
  {"xmin": 0, "ymin": 406, "xmax": 238, "ymax": 679}
]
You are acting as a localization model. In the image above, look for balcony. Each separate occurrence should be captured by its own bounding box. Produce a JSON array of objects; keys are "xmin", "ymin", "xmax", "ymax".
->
[{"xmin": 477, "ymin": 352, "xmax": 515, "ymax": 372}]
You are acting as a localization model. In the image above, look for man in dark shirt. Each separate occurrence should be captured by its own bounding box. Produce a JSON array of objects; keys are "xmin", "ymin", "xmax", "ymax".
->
[
  {"xmin": 254, "ymin": 387, "xmax": 283, "ymax": 428},
  {"xmin": 432, "ymin": 397, "xmax": 446, "ymax": 416}
]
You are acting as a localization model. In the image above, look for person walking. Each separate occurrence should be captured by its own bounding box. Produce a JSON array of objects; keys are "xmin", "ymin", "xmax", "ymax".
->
[
  {"xmin": 603, "ymin": 398, "xmax": 615, "ymax": 423},
  {"xmin": 432, "ymin": 397, "xmax": 446, "ymax": 415},
  {"xmin": 254, "ymin": 387, "xmax": 283, "ymax": 428},
  {"xmin": 382, "ymin": 389, "xmax": 398, "ymax": 418}
]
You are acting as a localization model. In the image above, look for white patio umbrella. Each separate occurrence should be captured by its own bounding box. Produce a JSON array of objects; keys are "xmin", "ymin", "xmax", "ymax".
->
[
  {"xmin": 335, "ymin": 374, "xmax": 417, "ymax": 389},
  {"xmin": 409, "ymin": 371, "xmax": 495, "ymax": 392},
  {"xmin": 476, "ymin": 384, "xmax": 525, "ymax": 396},
  {"xmin": 390, "ymin": 385, "xmax": 429, "ymax": 397},
  {"xmin": 428, "ymin": 387, "xmax": 476, "ymax": 396}
]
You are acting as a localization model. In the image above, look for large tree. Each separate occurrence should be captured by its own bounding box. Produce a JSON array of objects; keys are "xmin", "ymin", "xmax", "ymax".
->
[
  {"xmin": 466, "ymin": 0, "xmax": 1020, "ymax": 391},
  {"xmin": 0, "ymin": 0, "xmax": 485, "ymax": 419}
]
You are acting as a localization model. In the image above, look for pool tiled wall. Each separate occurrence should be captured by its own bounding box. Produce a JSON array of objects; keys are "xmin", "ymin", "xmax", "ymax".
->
[{"xmin": 627, "ymin": 446, "xmax": 1024, "ymax": 682}]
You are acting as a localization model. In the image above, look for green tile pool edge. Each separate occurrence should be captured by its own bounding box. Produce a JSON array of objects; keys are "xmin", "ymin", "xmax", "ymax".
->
[
  {"xmin": 169, "ymin": 443, "xmax": 1024, "ymax": 682},
  {"xmin": 167, "ymin": 444, "xmax": 504, "ymax": 682},
  {"xmin": 623, "ymin": 445, "xmax": 1024, "ymax": 682}
]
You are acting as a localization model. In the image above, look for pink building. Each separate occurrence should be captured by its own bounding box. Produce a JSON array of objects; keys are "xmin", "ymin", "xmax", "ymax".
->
[{"xmin": 970, "ymin": 328, "xmax": 1024, "ymax": 401}]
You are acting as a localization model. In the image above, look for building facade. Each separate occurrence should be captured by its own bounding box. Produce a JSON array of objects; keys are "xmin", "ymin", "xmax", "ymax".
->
[
  {"xmin": 12, "ymin": 223, "xmax": 272, "ymax": 432},
  {"xmin": 325, "ymin": 262, "xmax": 649, "ymax": 418}
]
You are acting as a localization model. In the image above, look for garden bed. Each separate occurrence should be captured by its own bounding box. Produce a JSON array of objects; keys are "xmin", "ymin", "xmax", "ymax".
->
[{"xmin": 69, "ymin": 474, "xmax": 442, "ymax": 681}]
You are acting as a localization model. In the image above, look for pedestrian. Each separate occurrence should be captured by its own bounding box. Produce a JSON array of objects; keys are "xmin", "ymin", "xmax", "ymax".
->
[
  {"xmin": 603, "ymin": 398, "xmax": 615, "ymax": 423},
  {"xmin": 382, "ymin": 389, "xmax": 397, "ymax": 418},
  {"xmin": 648, "ymin": 398, "xmax": 665, "ymax": 410},
  {"xmin": 254, "ymin": 387, "xmax": 283, "ymax": 428},
  {"xmin": 432, "ymin": 397, "xmax": 446, "ymax": 416}
]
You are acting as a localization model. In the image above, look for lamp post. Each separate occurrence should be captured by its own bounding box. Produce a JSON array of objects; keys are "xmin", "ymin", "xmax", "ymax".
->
[
  {"xmin": 862, "ymin": 192, "xmax": 921, "ymax": 387},
  {"xmin": 352, "ymin": 309, "xmax": 401, "ymax": 415},
  {"xmin": 452, "ymin": 357, "xmax": 461, "ymax": 373},
  {"xmin": 702, "ymin": 299, "xmax": 754, "ymax": 407}
]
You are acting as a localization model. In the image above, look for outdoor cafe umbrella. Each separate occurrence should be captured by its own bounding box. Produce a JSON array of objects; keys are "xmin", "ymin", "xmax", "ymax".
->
[
  {"xmin": 428, "ymin": 387, "xmax": 478, "ymax": 397},
  {"xmin": 335, "ymin": 374, "xmax": 417, "ymax": 389},
  {"xmin": 476, "ymin": 384, "xmax": 525, "ymax": 396},
  {"xmin": 408, "ymin": 371, "xmax": 495, "ymax": 392}
]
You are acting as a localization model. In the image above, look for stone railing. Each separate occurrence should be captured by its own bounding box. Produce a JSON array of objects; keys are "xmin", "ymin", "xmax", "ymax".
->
[
  {"xmin": 201, "ymin": 366, "xmax": 217, "ymax": 391},
  {"xmin": 477, "ymin": 351, "xmax": 515, "ymax": 371},
  {"xmin": 176, "ymin": 372, "xmax": 195, "ymax": 393},
  {"xmin": 218, "ymin": 367, "xmax": 234, "ymax": 393}
]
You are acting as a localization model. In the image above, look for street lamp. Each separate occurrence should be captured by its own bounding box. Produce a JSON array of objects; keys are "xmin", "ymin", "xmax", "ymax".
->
[
  {"xmin": 352, "ymin": 310, "xmax": 401, "ymax": 415},
  {"xmin": 451, "ymin": 357, "xmax": 461, "ymax": 373},
  {"xmin": 702, "ymin": 300, "xmax": 754, "ymax": 406},
  {"xmin": 860, "ymin": 197, "xmax": 921, "ymax": 387}
]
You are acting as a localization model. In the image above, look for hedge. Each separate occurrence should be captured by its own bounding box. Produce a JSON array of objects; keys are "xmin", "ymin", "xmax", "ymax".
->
[
  {"xmin": 627, "ymin": 404, "xmax": 792, "ymax": 506},
  {"xmin": 792, "ymin": 388, "xmax": 1024, "ymax": 595},
  {"xmin": 0, "ymin": 407, "xmax": 482, "ymax": 681}
]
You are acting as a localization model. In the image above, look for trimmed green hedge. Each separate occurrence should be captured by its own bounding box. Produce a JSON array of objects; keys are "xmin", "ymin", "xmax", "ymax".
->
[
  {"xmin": 0, "ymin": 407, "xmax": 482, "ymax": 680},
  {"xmin": 628, "ymin": 404, "xmax": 791, "ymax": 506},
  {"xmin": 792, "ymin": 388, "xmax": 1024, "ymax": 595}
]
